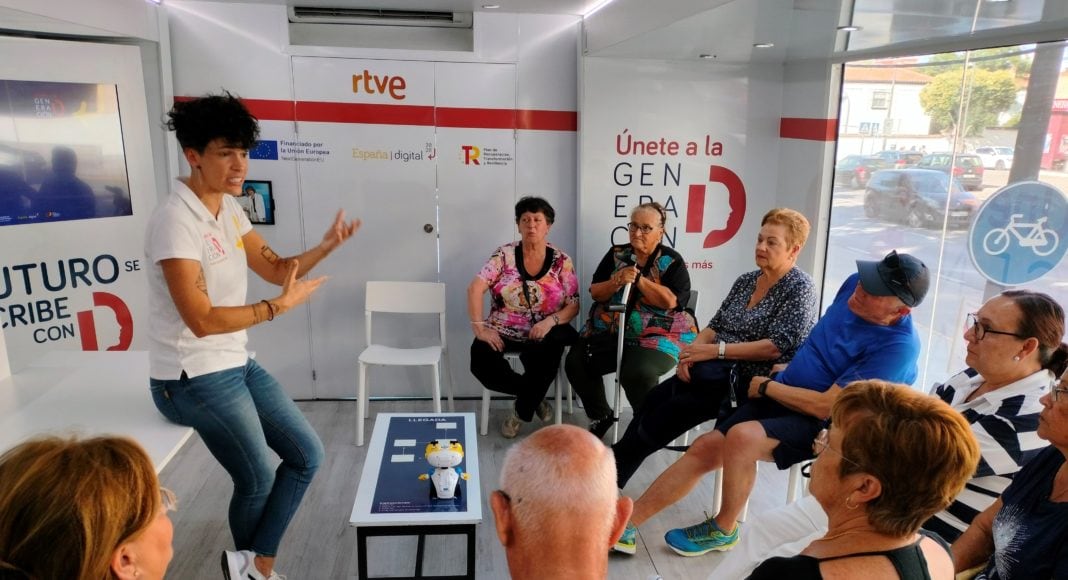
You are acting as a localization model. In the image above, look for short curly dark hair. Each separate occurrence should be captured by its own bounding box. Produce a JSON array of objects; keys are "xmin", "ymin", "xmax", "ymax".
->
[
  {"xmin": 165, "ymin": 92, "xmax": 260, "ymax": 152},
  {"xmin": 514, "ymin": 196, "xmax": 555, "ymax": 224}
]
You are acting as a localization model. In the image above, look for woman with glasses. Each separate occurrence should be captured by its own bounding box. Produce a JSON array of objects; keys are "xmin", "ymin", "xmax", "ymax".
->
[
  {"xmin": 0, "ymin": 436, "xmax": 174, "ymax": 580},
  {"xmin": 952, "ymin": 369, "xmax": 1068, "ymax": 579},
  {"xmin": 748, "ymin": 380, "xmax": 980, "ymax": 579},
  {"xmin": 468, "ymin": 196, "xmax": 580, "ymax": 438},
  {"xmin": 565, "ymin": 202, "xmax": 697, "ymax": 439}
]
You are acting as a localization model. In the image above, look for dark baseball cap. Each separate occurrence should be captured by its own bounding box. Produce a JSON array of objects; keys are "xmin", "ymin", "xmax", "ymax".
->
[{"xmin": 856, "ymin": 250, "xmax": 930, "ymax": 308}]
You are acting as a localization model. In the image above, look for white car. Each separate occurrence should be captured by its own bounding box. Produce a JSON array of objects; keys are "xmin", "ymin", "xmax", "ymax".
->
[{"xmin": 974, "ymin": 146, "xmax": 1014, "ymax": 170}]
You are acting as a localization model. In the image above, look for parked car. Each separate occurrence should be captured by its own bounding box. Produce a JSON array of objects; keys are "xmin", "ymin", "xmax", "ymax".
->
[
  {"xmin": 973, "ymin": 146, "xmax": 1014, "ymax": 170},
  {"xmin": 873, "ymin": 150, "xmax": 924, "ymax": 168},
  {"xmin": 834, "ymin": 155, "xmax": 888, "ymax": 188},
  {"xmin": 864, "ymin": 169, "xmax": 978, "ymax": 229},
  {"xmin": 914, "ymin": 152, "xmax": 984, "ymax": 190}
]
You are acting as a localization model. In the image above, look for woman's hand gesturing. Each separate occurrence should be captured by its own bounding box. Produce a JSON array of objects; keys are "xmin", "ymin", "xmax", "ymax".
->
[{"xmin": 273, "ymin": 260, "xmax": 327, "ymax": 315}]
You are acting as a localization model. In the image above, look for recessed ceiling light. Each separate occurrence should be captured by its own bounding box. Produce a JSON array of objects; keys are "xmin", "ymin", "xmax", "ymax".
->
[
  {"xmin": 699, "ymin": 54, "xmax": 716, "ymax": 59},
  {"xmin": 837, "ymin": 25, "xmax": 862, "ymax": 32},
  {"xmin": 753, "ymin": 42, "xmax": 774, "ymax": 49},
  {"xmin": 482, "ymin": 4, "xmax": 500, "ymax": 8}
]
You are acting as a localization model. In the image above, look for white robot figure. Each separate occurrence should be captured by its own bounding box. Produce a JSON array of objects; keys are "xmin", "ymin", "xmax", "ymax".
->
[{"xmin": 418, "ymin": 439, "xmax": 470, "ymax": 500}]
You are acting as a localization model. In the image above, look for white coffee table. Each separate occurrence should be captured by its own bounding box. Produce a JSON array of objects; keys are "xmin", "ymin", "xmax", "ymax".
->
[{"xmin": 349, "ymin": 412, "xmax": 481, "ymax": 579}]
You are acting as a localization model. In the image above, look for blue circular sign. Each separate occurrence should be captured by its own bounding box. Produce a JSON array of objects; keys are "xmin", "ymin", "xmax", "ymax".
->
[{"xmin": 969, "ymin": 181, "xmax": 1068, "ymax": 285}]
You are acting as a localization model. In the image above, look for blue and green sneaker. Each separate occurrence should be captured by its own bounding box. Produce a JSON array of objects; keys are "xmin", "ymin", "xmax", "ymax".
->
[
  {"xmin": 613, "ymin": 521, "xmax": 637, "ymax": 555},
  {"xmin": 663, "ymin": 515, "xmax": 738, "ymax": 556}
]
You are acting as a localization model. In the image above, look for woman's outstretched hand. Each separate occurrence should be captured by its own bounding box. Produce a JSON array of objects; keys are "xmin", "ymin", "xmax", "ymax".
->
[
  {"xmin": 320, "ymin": 210, "xmax": 361, "ymax": 253},
  {"xmin": 274, "ymin": 259, "xmax": 327, "ymax": 315}
]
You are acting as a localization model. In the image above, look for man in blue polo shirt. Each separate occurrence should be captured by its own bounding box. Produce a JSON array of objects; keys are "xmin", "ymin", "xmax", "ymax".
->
[{"xmin": 612, "ymin": 250, "xmax": 930, "ymax": 556}]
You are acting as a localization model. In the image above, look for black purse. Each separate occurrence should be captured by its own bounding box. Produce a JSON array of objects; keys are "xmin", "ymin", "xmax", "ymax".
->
[{"xmin": 581, "ymin": 333, "xmax": 618, "ymax": 375}]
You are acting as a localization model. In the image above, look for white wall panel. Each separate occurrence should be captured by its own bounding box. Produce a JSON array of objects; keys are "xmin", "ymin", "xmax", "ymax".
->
[
  {"xmin": 167, "ymin": 1, "xmax": 292, "ymax": 100},
  {"xmin": 0, "ymin": 38, "xmax": 156, "ymax": 370},
  {"xmin": 580, "ymin": 57, "xmax": 782, "ymax": 325},
  {"xmin": 165, "ymin": 5, "xmax": 580, "ymax": 400},
  {"xmin": 436, "ymin": 62, "xmax": 517, "ymax": 397},
  {"xmin": 293, "ymin": 57, "xmax": 439, "ymax": 399}
]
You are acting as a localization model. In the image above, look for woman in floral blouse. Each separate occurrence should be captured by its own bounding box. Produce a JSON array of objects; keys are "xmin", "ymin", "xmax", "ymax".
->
[{"xmin": 467, "ymin": 197, "xmax": 580, "ymax": 438}]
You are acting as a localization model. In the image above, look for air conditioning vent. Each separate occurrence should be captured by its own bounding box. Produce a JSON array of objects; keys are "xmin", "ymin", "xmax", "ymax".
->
[{"xmin": 288, "ymin": 7, "xmax": 473, "ymax": 28}]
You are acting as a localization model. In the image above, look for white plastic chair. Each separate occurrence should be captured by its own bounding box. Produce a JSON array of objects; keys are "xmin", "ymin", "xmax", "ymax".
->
[
  {"xmin": 479, "ymin": 349, "xmax": 573, "ymax": 436},
  {"xmin": 711, "ymin": 461, "xmax": 807, "ymax": 522},
  {"xmin": 356, "ymin": 281, "xmax": 454, "ymax": 446}
]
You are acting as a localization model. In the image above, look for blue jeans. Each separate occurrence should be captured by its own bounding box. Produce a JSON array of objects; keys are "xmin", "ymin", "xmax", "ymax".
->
[{"xmin": 150, "ymin": 358, "xmax": 324, "ymax": 556}]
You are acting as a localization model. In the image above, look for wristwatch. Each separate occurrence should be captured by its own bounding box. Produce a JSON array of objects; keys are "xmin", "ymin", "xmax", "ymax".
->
[
  {"xmin": 717, "ymin": 341, "xmax": 727, "ymax": 360},
  {"xmin": 758, "ymin": 378, "xmax": 773, "ymax": 397}
]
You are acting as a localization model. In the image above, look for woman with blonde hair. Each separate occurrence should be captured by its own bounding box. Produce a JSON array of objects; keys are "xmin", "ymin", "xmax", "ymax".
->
[
  {"xmin": 748, "ymin": 380, "xmax": 980, "ymax": 579},
  {"xmin": 0, "ymin": 435, "xmax": 174, "ymax": 579}
]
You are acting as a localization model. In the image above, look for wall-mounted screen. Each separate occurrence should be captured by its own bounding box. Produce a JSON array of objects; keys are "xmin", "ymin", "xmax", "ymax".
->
[{"xmin": 0, "ymin": 79, "xmax": 132, "ymax": 226}]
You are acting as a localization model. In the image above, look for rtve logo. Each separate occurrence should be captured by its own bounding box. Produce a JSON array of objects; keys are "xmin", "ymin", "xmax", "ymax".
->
[
  {"xmin": 352, "ymin": 69, "xmax": 407, "ymax": 100},
  {"xmin": 462, "ymin": 145, "xmax": 480, "ymax": 165}
]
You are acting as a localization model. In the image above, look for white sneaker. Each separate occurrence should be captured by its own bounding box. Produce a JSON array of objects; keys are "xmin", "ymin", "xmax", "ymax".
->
[{"xmin": 221, "ymin": 550, "xmax": 285, "ymax": 580}]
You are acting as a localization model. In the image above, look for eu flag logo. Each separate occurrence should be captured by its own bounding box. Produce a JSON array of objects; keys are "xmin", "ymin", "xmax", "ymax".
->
[{"xmin": 249, "ymin": 140, "xmax": 278, "ymax": 160}]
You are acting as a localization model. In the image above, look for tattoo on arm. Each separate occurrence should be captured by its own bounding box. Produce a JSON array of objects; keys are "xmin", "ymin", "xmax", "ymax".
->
[
  {"xmin": 195, "ymin": 269, "xmax": 208, "ymax": 296},
  {"xmin": 260, "ymin": 245, "xmax": 285, "ymax": 266}
]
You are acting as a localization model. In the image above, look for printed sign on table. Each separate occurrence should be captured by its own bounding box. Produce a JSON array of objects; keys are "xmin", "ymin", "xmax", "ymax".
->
[{"xmin": 370, "ymin": 415, "xmax": 471, "ymax": 514}]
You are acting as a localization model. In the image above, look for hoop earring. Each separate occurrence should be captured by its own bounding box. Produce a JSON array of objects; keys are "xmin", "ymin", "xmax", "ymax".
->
[{"xmin": 845, "ymin": 494, "xmax": 860, "ymax": 510}]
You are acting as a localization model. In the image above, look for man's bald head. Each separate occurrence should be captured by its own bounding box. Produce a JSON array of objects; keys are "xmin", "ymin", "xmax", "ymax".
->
[{"xmin": 498, "ymin": 425, "xmax": 618, "ymax": 539}]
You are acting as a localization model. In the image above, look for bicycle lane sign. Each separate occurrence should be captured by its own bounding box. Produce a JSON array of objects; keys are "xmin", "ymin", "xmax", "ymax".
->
[{"xmin": 969, "ymin": 181, "xmax": 1068, "ymax": 286}]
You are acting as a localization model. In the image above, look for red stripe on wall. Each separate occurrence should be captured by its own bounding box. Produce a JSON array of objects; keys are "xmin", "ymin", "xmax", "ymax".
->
[
  {"xmin": 437, "ymin": 107, "xmax": 516, "ymax": 129},
  {"xmin": 298, "ymin": 102, "xmax": 436, "ymax": 126},
  {"xmin": 518, "ymin": 109, "xmax": 578, "ymax": 131},
  {"xmin": 175, "ymin": 96, "xmax": 577, "ymax": 131},
  {"xmin": 780, "ymin": 117, "xmax": 837, "ymax": 141}
]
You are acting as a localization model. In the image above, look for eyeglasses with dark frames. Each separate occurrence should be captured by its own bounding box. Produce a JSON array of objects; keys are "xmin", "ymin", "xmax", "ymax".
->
[
  {"xmin": 1052, "ymin": 386, "xmax": 1068, "ymax": 403},
  {"xmin": 967, "ymin": 313, "xmax": 1028, "ymax": 341},
  {"xmin": 626, "ymin": 222, "xmax": 659, "ymax": 235}
]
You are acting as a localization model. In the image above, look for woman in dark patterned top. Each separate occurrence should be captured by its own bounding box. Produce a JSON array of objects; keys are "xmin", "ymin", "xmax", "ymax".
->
[
  {"xmin": 566, "ymin": 202, "xmax": 697, "ymax": 439},
  {"xmin": 748, "ymin": 380, "xmax": 979, "ymax": 580},
  {"xmin": 612, "ymin": 208, "xmax": 818, "ymax": 488}
]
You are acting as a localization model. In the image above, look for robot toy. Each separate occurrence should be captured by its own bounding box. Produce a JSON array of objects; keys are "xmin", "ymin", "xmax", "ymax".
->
[{"xmin": 418, "ymin": 439, "xmax": 469, "ymax": 500}]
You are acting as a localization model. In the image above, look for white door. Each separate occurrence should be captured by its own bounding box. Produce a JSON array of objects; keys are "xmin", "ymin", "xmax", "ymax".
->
[{"xmin": 292, "ymin": 57, "xmax": 439, "ymax": 399}]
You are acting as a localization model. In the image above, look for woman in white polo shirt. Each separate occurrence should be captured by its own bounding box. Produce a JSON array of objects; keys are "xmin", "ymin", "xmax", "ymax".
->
[{"xmin": 145, "ymin": 93, "xmax": 359, "ymax": 580}]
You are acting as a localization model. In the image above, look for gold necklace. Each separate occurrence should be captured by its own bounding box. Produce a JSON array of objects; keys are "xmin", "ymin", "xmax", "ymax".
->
[{"xmin": 813, "ymin": 529, "xmax": 870, "ymax": 543}]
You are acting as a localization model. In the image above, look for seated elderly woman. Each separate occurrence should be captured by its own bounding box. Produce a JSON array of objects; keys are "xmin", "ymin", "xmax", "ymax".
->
[
  {"xmin": 0, "ymin": 435, "xmax": 174, "ymax": 580},
  {"xmin": 566, "ymin": 201, "xmax": 697, "ymax": 439},
  {"xmin": 468, "ymin": 196, "xmax": 580, "ymax": 438},
  {"xmin": 952, "ymin": 368, "xmax": 1068, "ymax": 579},
  {"xmin": 613, "ymin": 207, "xmax": 818, "ymax": 487},
  {"xmin": 748, "ymin": 380, "xmax": 980, "ymax": 580}
]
